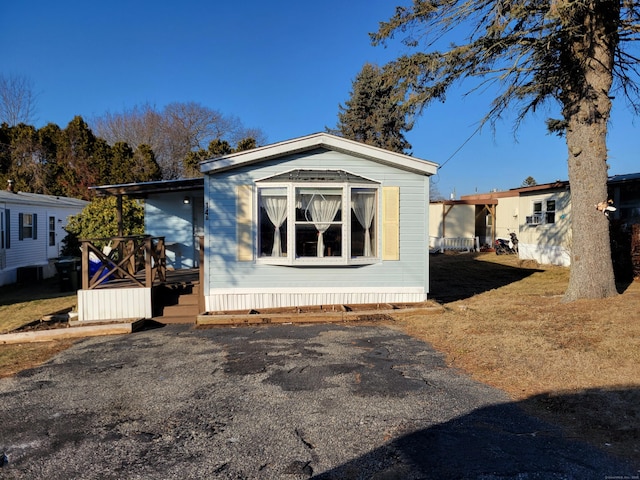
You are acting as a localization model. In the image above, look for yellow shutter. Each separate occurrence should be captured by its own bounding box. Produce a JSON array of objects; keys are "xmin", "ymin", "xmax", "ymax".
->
[
  {"xmin": 236, "ymin": 185, "xmax": 253, "ymax": 261},
  {"xmin": 382, "ymin": 186, "xmax": 400, "ymax": 260}
]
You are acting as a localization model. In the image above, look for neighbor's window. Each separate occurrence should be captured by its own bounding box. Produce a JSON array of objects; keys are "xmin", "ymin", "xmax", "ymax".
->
[
  {"xmin": 526, "ymin": 200, "xmax": 556, "ymax": 225},
  {"xmin": 545, "ymin": 200, "xmax": 556, "ymax": 224},
  {"xmin": 256, "ymin": 170, "xmax": 379, "ymax": 265},
  {"xmin": 21, "ymin": 213, "xmax": 34, "ymax": 239}
]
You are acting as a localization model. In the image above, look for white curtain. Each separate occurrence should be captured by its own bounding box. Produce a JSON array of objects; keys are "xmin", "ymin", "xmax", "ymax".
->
[
  {"xmin": 352, "ymin": 192, "xmax": 375, "ymax": 256},
  {"xmin": 263, "ymin": 196, "xmax": 287, "ymax": 257},
  {"xmin": 308, "ymin": 195, "xmax": 341, "ymax": 257}
]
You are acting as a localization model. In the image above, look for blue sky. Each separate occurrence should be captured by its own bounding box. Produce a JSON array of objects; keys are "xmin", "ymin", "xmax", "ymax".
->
[{"xmin": 2, "ymin": 0, "xmax": 638, "ymax": 198}]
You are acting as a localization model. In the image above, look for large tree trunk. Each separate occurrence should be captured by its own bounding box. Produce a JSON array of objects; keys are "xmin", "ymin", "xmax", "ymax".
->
[
  {"xmin": 564, "ymin": 118, "xmax": 617, "ymax": 301},
  {"xmin": 562, "ymin": 0, "xmax": 619, "ymax": 301}
]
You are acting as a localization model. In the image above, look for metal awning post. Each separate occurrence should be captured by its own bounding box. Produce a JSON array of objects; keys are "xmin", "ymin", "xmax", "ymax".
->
[{"xmin": 116, "ymin": 194, "xmax": 123, "ymax": 237}]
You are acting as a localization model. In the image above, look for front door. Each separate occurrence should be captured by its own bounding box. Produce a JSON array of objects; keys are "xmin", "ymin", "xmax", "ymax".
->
[
  {"xmin": 192, "ymin": 196, "xmax": 204, "ymax": 267},
  {"xmin": 0, "ymin": 209, "xmax": 6, "ymax": 269}
]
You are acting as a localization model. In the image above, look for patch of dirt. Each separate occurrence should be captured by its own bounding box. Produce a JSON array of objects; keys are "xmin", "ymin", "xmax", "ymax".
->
[
  {"xmin": 13, "ymin": 320, "xmax": 70, "ymax": 332},
  {"xmin": 10, "ymin": 319, "xmax": 139, "ymax": 333}
]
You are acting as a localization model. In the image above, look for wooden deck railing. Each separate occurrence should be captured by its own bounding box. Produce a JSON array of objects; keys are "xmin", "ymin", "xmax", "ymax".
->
[{"xmin": 81, "ymin": 236, "xmax": 166, "ymax": 289}]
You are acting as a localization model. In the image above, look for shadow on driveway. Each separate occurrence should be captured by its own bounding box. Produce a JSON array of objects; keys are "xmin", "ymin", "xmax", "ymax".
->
[{"xmin": 313, "ymin": 387, "xmax": 639, "ymax": 479}]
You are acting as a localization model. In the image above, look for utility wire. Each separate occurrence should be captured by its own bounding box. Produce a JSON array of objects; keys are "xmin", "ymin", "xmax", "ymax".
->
[{"xmin": 438, "ymin": 123, "xmax": 483, "ymax": 170}]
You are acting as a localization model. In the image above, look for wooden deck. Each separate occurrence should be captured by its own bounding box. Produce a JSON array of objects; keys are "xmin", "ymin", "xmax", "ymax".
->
[
  {"xmin": 77, "ymin": 268, "xmax": 203, "ymax": 322},
  {"xmin": 92, "ymin": 268, "xmax": 200, "ymax": 289},
  {"xmin": 77, "ymin": 236, "xmax": 204, "ymax": 322}
]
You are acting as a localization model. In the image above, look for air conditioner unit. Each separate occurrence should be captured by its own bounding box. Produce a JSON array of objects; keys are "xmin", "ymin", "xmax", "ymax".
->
[{"xmin": 526, "ymin": 213, "xmax": 543, "ymax": 225}]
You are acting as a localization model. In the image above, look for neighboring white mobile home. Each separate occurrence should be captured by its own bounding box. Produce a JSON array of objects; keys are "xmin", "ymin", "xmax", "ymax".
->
[
  {"xmin": 0, "ymin": 184, "xmax": 88, "ymax": 286},
  {"xmin": 516, "ymin": 183, "xmax": 572, "ymax": 266},
  {"xmin": 429, "ymin": 173, "xmax": 640, "ymax": 268}
]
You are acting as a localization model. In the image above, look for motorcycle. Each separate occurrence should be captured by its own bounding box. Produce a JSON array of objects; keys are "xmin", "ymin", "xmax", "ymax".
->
[{"xmin": 495, "ymin": 231, "xmax": 519, "ymax": 255}]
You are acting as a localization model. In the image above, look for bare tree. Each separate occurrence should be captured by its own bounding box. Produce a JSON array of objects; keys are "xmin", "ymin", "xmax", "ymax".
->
[
  {"xmin": 0, "ymin": 74, "xmax": 38, "ymax": 126},
  {"xmin": 91, "ymin": 102, "xmax": 266, "ymax": 179}
]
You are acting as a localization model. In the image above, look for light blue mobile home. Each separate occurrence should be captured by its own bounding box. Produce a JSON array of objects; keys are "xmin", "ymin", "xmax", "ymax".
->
[
  {"xmin": 143, "ymin": 186, "xmax": 204, "ymax": 269},
  {"xmin": 91, "ymin": 178, "xmax": 205, "ymax": 270},
  {"xmin": 199, "ymin": 133, "xmax": 438, "ymax": 311}
]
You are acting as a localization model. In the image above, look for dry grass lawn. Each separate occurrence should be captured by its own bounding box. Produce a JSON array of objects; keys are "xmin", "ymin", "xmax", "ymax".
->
[
  {"xmin": 0, "ymin": 278, "xmax": 77, "ymax": 377},
  {"xmin": 394, "ymin": 252, "xmax": 640, "ymax": 467}
]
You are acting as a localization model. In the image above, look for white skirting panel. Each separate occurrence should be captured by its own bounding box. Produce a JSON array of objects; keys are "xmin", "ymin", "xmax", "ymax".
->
[
  {"xmin": 519, "ymin": 243, "xmax": 571, "ymax": 267},
  {"xmin": 204, "ymin": 287, "xmax": 428, "ymax": 312},
  {"xmin": 77, "ymin": 288, "xmax": 153, "ymax": 321}
]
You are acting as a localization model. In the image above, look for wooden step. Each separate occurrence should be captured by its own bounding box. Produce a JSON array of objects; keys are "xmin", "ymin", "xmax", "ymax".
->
[
  {"xmin": 178, "ymin": 293, "xmax": 199, "ymax": 306},
  {"xmin": 162, "ymin": 303, "xmax": 200, "ymax": 316},
  {"xmin": 152, "ymin": 282, "xmax": 203, "ymax": 324},
  {"xmin": 153, "ymin": 314, "xmax": 197, "ymax": 325}
]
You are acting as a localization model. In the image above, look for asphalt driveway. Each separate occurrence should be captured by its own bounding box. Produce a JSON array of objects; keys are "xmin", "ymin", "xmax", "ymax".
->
[{"xmin": 0, "ymin": 323, "xmax": 636, "ymax": 479}]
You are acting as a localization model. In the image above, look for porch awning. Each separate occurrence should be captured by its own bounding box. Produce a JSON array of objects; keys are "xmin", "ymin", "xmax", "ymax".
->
[{"xmin": 90, "ymin": 178, "xmax": 204, "ymax": 199}]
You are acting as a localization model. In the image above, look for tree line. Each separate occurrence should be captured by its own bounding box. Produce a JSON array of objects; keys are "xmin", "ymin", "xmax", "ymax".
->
[
  {"xmin": 1, "ymin": 117, "xmax": 162, "ymax": 199},
  {"xmin": 0, "ymin": 82, "xmax": 265, "ymax": 200}
]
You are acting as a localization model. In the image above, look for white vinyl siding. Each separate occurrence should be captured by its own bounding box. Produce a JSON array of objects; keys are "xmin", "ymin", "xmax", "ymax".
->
[
  {"xmin": 9, "ymin": 210, "xmax": 45, "ymax": 268},
  {"xmin": 78, "ymin": 288, "xmax": 152, "ymax": 321},
  {"xmin": 518, "ymin": 189, "xmax": 571, "ymax": 267},
  {"xmin": 0, "ymin": 199, "xmax": 87, "ymax": 285}
]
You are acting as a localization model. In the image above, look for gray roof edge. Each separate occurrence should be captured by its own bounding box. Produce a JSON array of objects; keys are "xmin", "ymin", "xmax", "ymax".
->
[
  {"xmin": 0, "ymin": 191, "xmax": 88, "ymax": 207},
  {"xmin": 90, "ymin": 177, "xmax": 204, "ymax": 196}
]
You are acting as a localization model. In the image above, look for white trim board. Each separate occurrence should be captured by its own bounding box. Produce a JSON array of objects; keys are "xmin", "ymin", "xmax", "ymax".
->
[
  {"xmin": 205, "ymin": 286, "xmax": 428, "ymax": 312},
  {"xmin": 201, "ymin": 133, "xmax": 438, "ymax": 176}
]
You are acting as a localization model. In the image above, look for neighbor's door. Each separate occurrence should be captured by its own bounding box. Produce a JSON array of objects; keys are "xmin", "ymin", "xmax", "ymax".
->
[
  {"xmin": 47, "ymin": 215, "xmax": 59, "ymax": 259},
  {"xmin": 485, "ymin": 213, "xmax": 494, "ymax": 247}
]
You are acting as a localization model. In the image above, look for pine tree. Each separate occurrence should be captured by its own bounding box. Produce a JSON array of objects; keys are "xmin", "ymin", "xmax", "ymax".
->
[
  {"xmin": 334, "ymin": 63, "xmax": 412, "ymax": 154},
  {"xmin": 372, "ymin": 1, "xmax": 640, "ymax": 301}
]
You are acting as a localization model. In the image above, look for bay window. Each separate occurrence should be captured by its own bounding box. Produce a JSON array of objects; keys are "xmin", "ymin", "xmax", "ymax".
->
[
  {"xmin": 255, "ymin": 170, "xmax": 380, "ymax": 265},
  {"xmin": 295, "ymin": 187, "xmax": 343, "ymax": 258}
]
